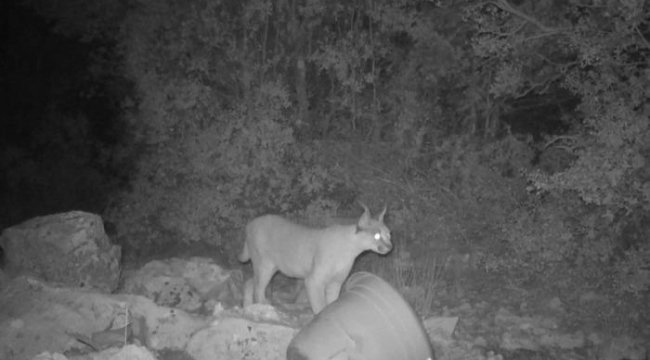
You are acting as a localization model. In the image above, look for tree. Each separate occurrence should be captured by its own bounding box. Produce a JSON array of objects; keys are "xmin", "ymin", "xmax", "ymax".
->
[{"xmin": 468, "ymin": 0, "xmax": 650, "ymax": 293}]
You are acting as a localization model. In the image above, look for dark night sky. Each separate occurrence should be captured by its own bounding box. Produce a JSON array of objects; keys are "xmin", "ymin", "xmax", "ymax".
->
[{"xmin": 1, "ymin": 1, "xmax": 128, "ymax": 227}]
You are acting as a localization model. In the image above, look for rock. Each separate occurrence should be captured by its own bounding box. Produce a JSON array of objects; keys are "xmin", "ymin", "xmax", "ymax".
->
[
  {"xmin": 1, "ymin": 211, "xmax": 121, "ymax": 292},
  {"xmin": 97, "ymin": 344, "xmax": 158, "ymax": 360},
  {"xmin": 32, "ymin": 352, "xmax": 68, "ymax": 360},
  {"xmin": 0, "ymin": 276, "xmax": 207, "ymax": 359},
  {"xmin": 598, "ymin": 335, "xmax": 647, "ymax": 360},
  {"xmin": 127, "ymin": 272, "xmax": 202, "ymax": 312},
  {"xmin": 116, "ymin": 295, "xmax": 207, "ymax": 351},
  {"xmin": 187, "ymin": 317, "xmax": 295, "ymax": 360},
  {"xmin": 241, "ymin": 303, "xmax": 286, "ymax": 322},
  {"xmin": 430, "ymin": 339, "xmax": 485, "ymax": 360},
  {"xmin": 122, "ymin": 257, "xmax": 242, "ymax": 312},
  {"xmin": 423, "ymin": 316, "xmax": 460, "ymax": 357},
  {"xmin": 423, "ymin": 316, "xmax": 460, "ymax": 341},
  {"xmin": 32, "ymin": 344, "xmax": 159, "ymax": 360}
]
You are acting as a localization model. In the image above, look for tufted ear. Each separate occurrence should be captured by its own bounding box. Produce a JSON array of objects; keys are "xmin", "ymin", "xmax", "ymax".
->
[
  {"xmin": 377, "ymin": 205, "xmax": 387, "ymax": 222},
  {"xmin": 356, "ymin": 202, "xmax": 371, "ymax": 232}
]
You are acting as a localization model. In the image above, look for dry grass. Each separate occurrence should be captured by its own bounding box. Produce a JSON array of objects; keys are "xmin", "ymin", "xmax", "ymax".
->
[{"xmin": 360, "ymin": 248, "xmax": 447, "ymax": 317}]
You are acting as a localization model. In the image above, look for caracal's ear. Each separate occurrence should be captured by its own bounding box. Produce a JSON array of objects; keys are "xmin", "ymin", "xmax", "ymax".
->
[
  {"xmin": 356, "ymin": 202, "xmax": 371, "ymax": 232},
  {"xmin": 378, "ymin": 205, "xmax": 387, "ymax": 223}
]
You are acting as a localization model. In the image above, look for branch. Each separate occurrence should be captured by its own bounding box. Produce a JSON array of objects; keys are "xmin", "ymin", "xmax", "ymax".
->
[
  {"xmin": 489, "ymin": 0, "xmax": 563, "ymax": 34},
  {"xmin": 634, "ymin": 25, "xmax": 650, "ymax": 49}
]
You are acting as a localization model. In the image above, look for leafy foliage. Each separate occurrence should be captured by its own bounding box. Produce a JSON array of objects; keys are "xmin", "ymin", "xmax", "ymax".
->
[
  {"xmin": 14, "ymin": 0, "xmax": 650, "ymax": 305},
  {"xmin": 468, "ymin": 0, "xmax": 650, "ymax": 293},
  {"xmin": 104, "ymin": 0, "xmax": 352, "ymax": 249}
]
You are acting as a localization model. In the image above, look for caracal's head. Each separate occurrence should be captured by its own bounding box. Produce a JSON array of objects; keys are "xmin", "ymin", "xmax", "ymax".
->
[{"xmin": 355, "ymin": 203, "xmax": 392, "ymax": 255}]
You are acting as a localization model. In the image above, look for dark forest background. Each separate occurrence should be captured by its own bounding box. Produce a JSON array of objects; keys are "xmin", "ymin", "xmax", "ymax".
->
[{"xmin": 2, "ymin": 0, "xmax": 649, "ymax": 330}]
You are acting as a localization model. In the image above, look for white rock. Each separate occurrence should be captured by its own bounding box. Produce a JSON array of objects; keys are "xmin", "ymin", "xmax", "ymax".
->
[
  {"xmin": 1, "ymin": 211, "xmax": 121, "ymax": 292},
  {"xmin": 187, "ymin": 317, "xmax": 295, "ymax": 360}
]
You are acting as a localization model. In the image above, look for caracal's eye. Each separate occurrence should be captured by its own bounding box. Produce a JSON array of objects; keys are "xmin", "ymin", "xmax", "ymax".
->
[{"xmin": 374, "ymin": 232, "xmax": 381, "ymax": 240}]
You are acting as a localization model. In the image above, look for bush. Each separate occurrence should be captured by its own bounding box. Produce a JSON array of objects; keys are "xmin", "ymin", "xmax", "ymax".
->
[
  {"xmin": 104, "ymin": 0, "xmax": 353, "ymax": 250},
  {"xmin": 497, "ymin": 199, "xmax": 576, "ymax": 277},
  {"xmin": 614, "ymin": 243, "xmax": 650, "ymax": 296},
  {"xmin": 106, "ymin": 81, "xmax": 350, "ymax": 249}
]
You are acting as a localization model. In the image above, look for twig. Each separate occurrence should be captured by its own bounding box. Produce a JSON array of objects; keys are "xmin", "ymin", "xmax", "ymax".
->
[
  {"xmin": 123, "ymin": 303, "xmax": 130, "ymax": 346},
  {"xmin": 543, "ymin": 135, "xmax": 579, "ymax": 150},
  {"xmin": 634, "ymin": 25, "xmax": 650, "ymax": 49}
]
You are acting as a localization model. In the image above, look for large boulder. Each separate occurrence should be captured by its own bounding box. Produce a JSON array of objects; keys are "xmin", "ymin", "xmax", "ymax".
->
[
  {"xmin": 0, "ymin": 275, "xmax": 207, "ymax": 359},
  {"xmin": 122, "ymin": 257, "xmax": 243, "ymax": 312},
  {"xmin": 187, "ymin": 305, "xmax": 296, "ymax": 360},
  {"xmin": 1, "ymin": 211, "xmax": 121, "ymax": 292}
]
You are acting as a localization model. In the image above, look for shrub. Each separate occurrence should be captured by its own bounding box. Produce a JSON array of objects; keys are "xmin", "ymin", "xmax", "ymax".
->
[{"xmin": 106, "ymin": 80, "xmax": 350, "ymax": 249}]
